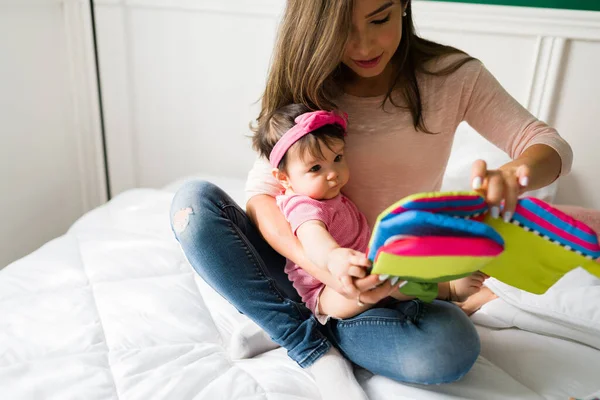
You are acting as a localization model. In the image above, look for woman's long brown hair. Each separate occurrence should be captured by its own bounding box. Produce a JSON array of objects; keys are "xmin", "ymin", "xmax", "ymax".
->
[{"xmin": 252, "ymin": 0, "xmax": 475, "ymax": 147}]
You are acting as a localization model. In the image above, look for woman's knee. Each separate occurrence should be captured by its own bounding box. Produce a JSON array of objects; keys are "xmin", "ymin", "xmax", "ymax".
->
[
  {"xmin": 419, "ymin": 302, "xmax": 480, "ymax": 384},
  {"xmin": 170, "ymin": 180, "xmax": 224, "ymax": 237},
  {"xmin": 387, "ymin": 301, "xmax": 479, "ymax": 385}
]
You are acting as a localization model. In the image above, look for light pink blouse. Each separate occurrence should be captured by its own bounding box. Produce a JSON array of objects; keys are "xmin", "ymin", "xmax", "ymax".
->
[{"xmin": 246, "ymin": 55, "xmax": 573, "ymax": 229}]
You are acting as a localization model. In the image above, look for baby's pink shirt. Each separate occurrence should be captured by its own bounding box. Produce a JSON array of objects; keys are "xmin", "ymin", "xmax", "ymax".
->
[{"xmin": 276, "ymin": 193, "xmax": 370, "ymax": 320}]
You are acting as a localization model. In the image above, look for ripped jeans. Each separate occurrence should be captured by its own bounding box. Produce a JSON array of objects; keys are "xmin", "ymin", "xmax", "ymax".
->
[{"xmin": 170, "ymin": 180, "xmax": 480, "ymax": 383}]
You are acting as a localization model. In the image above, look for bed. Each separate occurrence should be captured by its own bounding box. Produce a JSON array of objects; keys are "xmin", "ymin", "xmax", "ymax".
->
[
  {"xmin": 2, "ymin": 122, "xmax": 600, "ymax": 399},
  {"xmin": 1, "ymin": 170, "xmax": 599, "ymax": 400}
]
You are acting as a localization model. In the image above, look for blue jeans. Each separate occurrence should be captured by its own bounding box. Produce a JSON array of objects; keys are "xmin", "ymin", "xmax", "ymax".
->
[{"xmin": 170, "ymin": 180, "xmax": 480, "ymax": 383}]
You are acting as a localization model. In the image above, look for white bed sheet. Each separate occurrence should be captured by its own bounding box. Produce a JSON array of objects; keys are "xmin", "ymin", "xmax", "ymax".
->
[{"xmin": 1, "ymin": 176, "xmax": 598, "ymax": 400}]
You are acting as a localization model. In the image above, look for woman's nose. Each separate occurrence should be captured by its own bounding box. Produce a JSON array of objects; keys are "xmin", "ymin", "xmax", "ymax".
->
[{"xmin": 350, "ymin": 31, "xmax": 371, "ymax": 58}]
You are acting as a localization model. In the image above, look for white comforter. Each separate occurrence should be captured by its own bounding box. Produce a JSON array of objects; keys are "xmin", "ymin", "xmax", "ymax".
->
[{"xmin": 1, "ymin": 177, "xmax": 599, "ymax": 400}]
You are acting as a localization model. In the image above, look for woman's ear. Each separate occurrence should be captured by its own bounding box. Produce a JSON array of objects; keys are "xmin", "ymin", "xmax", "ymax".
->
[
  {"xmin": 403, "ymin": 0, "xmax": 411, "ymax": 15},
  {"xmin": 272, "ymin": 168, "xmax": 291, "ymax": 189}
]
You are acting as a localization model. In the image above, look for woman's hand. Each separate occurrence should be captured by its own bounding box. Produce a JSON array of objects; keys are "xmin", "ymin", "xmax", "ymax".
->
[
  {"xmin": 471, "ymin": 159, "xmax": 530, "ymax": 221},
  {"xmin": 354, "ymin": 275, "xmax": 406, "ymax": 305},
  {"xmin": 318, "ymin": 278, "xmax": 406, "ymax": 320},
  {"xmin": 327, "ymin": 248, "xmax": 404, "ymax": 304}
]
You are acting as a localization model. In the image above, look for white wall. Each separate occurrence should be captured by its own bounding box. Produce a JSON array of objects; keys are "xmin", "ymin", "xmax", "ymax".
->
[
  {"xmin": 0, "ymin": 0, "xmax": 107, "ymax": 268},
  {"xmin": 94, "ymin": 0, "xmax": 600, "ymax": 208},
  {"xmin": 94, "ymin": 0, "xmax": 282, "ymax": 194}
]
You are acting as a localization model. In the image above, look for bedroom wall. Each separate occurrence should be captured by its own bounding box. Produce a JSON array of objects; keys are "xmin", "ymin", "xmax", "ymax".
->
[
  {"xmin": 0, "ymin": 0, "xmax": 107, "ymax": 268},
  {"xmin": 93, "ymin": 0, "xmax": 281, "ymax": 195},
  {"xmin": 93, "ymin": 0, "xmax": 600, "ymax": 209}
]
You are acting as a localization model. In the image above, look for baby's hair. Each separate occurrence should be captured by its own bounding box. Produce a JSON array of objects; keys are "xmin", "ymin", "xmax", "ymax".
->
[{"xmin": 252, "ymin": 103, "xmax": 346, "ymax": 171}]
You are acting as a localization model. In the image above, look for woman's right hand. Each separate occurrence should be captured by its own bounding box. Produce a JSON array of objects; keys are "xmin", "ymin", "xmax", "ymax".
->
[
  {"xmin": 326, "ymin": 247, "xmax": 405, "ymax": 303},
  {"xmin": 333, "ymin": 273, "xmax": 403, "ymax": 305},
  {"xmin": 354, "ymin": 275, "xmax": 405, "ymax": 305}
]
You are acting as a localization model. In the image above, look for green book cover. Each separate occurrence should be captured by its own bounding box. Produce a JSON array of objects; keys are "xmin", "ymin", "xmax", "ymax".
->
[{"xmin": 419, "ymin": 0, "xmax": 600, "ymax": 12}]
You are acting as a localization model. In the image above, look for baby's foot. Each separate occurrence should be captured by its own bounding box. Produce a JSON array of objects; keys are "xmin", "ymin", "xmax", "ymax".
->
[{"xmin": 455, "ymin": 286, "xmax": 498, "ymax": 316}]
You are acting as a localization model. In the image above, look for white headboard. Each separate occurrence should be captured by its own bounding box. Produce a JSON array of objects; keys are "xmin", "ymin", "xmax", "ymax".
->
[{"xmin": 94, "ymin": 0, "xmax": 600, "ymax": 208}]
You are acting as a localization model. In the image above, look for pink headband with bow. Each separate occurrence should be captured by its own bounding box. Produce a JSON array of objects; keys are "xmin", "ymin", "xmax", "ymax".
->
[{"xmin": 269, "ymin": 110, "xmax": 348, "ymax": 168}]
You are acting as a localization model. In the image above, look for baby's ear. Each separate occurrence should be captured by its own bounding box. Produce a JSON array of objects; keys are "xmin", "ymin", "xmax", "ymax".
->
[
  {"xmin": 271, "ymin": 168, "xmax": 281, "ymax": 181},
  {"xmin": 272, "ymin": 168, "xmax": 290, "ymax": 189}
]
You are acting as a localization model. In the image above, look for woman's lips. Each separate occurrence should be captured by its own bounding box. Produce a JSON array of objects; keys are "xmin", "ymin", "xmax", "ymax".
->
[{"xmin": 353, "ymin": 54, "xmax": 382, "ymax": 69}]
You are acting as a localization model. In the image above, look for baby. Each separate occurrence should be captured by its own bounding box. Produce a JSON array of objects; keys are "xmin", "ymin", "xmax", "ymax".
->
[{"xmin": 256, "ymin": 103, "xmax": 486, "ymax": 322}]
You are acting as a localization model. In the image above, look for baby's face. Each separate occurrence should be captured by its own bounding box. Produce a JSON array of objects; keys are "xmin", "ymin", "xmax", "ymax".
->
[{"xmin": 285, "ymin": 139, "xmax": 349, "ymax": 200}]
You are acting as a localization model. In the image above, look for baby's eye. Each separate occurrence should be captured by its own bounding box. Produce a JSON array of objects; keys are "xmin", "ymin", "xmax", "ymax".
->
[
  {"xmin": 309, "ymin": 165, "xmax": 321, "ymax": 173},
  {"xmin": 334, "ymin": 155, "xmax": 343, "ymax": 162}
]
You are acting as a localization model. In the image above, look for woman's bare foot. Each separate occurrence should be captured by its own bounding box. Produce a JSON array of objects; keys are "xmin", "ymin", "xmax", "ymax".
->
[{"xmin": 455, "ymin": 286, "xmax": 498, "ymax": 316}]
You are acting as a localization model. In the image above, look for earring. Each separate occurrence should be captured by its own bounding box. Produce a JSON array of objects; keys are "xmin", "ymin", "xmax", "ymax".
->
[{"xmin": 403, "ymin": 11, "xmax": 407, "ymax": 17}]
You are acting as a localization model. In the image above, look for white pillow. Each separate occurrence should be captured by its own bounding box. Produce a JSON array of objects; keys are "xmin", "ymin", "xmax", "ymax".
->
[
  {"xmin": 481, "ymin": 268, "xmax": 600, "ymax": 350},
  {"xmin": 442, "ymin": 122, "xmax": 558, "ymax": 202}
]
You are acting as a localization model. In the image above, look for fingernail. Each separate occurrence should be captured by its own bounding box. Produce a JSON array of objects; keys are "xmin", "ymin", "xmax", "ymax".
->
[
  {"xmin": 390, "ymin": 276, "xmax": 400, "ymax": 285},
  {"xmin": 398, "ymin": 281, "xmax": 408, "ymax": 289},
  {"xmin": 472, "ymin": 176, "xmax": 483, "ymax": 190},
  {"xmin": 519, "ymin": 176, "xmax": 529, "ymax": 187},
  {"xmin": 503, "ymin": 211, "xmax": 513, "ymax": 223},
  {"xmin": 491, "ymin": 206, "xmax": 500, "ymax": 219},
  {"xmin": 379, "ymin": 274, "xmax": 389, "ymax": 281}
]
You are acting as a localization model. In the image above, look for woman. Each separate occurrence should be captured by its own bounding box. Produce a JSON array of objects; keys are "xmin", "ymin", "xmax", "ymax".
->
[{"xmin": 171, "ymin": 1, "xmax": 572, "ymax": 398}]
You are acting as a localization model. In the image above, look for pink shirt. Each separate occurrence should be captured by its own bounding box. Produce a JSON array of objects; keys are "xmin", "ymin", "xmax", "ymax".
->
[
  {"xmin": 276, "ymin": 193, "xmax": 370, "ymax": 318},
  {"xmin": 246, "ymin": 56, "xmax": 573, "ymax": 229}
]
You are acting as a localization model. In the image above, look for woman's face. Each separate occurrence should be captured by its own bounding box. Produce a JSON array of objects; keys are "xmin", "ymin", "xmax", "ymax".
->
[{"xmin": 342, "ymin": 0, "xmax": 404, "ymax": 80}]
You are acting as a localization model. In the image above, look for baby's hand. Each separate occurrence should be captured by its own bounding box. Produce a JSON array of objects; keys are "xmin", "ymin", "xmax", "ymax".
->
[
  {"xmin": 449, "ymin": 272, "xmax": 489, "ymax": 302},
  {"xmin": 327, "ymin": 248, "xmax": 371, "ymax": 294}
]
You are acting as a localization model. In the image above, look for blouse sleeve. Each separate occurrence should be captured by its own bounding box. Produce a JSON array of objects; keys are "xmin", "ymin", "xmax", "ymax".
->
[
  {"xmin": 461, "ymin": 61, "xmax": 573, "ymax": 176},
  {"xmin": 244, "ymin": 156, "xmax": 283, "ymax": 205}
]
